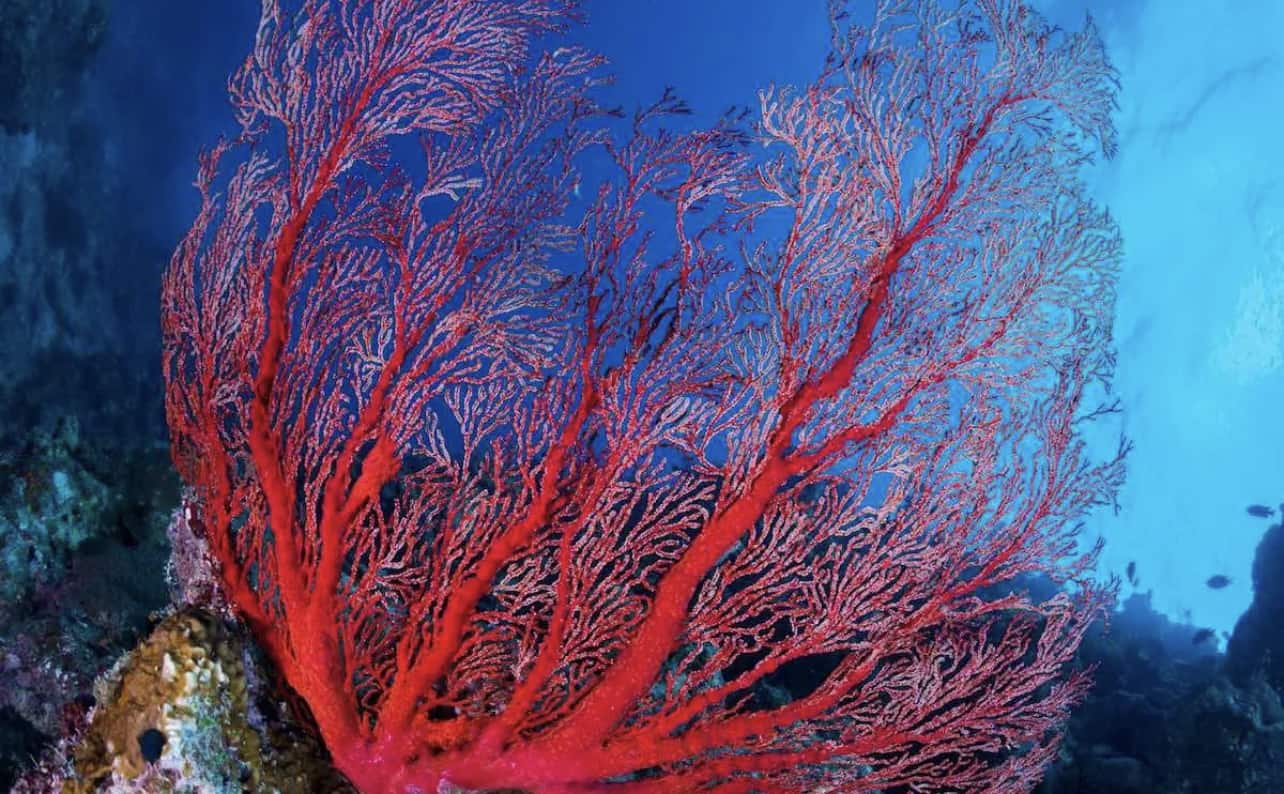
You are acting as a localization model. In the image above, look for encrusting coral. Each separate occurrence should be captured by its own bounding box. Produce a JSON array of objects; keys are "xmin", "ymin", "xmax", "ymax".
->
[{"xmin": 21, "ymin": 608, "xmax": 351, "ymax": 793}]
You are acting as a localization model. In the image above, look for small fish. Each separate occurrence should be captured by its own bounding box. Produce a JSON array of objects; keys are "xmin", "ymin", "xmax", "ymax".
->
[
  {"xmin": 1191, "ymin": 628, "xmax": 1216, "ymax": 646},
  {"xmin": 1247, "ymin": 504, "xmax": 1276, "ymax": 519},
  {"xmin": 1125, "ymin": 561, "xmax": 1137, "ymax": 585},
  {"xmin": 1206, "ymin": 575, "xmax": 1232, "ymax": 589}
]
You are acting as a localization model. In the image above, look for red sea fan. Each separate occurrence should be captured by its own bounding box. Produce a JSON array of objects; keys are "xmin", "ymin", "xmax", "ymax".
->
[{"xmin": 161, "ymin": 0, "xmax": 1126, "ymax": 790}]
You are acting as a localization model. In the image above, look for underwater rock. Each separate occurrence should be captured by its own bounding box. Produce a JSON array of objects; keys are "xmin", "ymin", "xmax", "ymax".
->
[
  {"xmin": 0, "ymin": 706, "xmax": 49, "ymax": 791},
  {"xmin": 0, "ymin": 430, "xmax": 179, "ymax": 783},
  {"xmin": 0, "ymin": 521, "xmax": 172, "ymax": 738},
  {"xmin": 0, "ymin": 417, "xmax": 112, "ymax": 605},
  {"xmin": 1040, "ymin": 592, "xmax": 1284, "ymax": 794},
  {"xmin": 0, "ymin": 416, "xmax": 176, "ymax": 612},
  {"xmin": 1170, "ymin": 676, "xmax": 1284, "ymax": 792},
  {"xmin": 1227, "ymin": 510, "xmax": 1284, "ymax": 691},
  {"xmin": 15, "ymin": 608, "xmax": 353, "ymax": 793},
  {"xmin": 163, "ymin": 498, "xmax": 232, "ymax": 615}
]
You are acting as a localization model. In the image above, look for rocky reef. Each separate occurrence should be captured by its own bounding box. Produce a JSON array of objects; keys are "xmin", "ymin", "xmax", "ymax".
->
[
  {"xmin": 7, "ymin": 500, "xmax": 355, "ymax": 790},
  {"xmin": 0, "ymin": 1, "xmax": 179, "ymax": 786},
  {"xmin": 1227, "ymin": 508, "xmax": 1284, "ymax": 693},
  {"xmin": 13, "ymin": 609, "xmax": 352, "ymax": 793},
  {"xmin": 0, "ymin": 419, "xmax": 175, "ymax": 790},
  {"xmin": 1039, "ymin": 506, "xmax": 1284, "ymax": 794}
]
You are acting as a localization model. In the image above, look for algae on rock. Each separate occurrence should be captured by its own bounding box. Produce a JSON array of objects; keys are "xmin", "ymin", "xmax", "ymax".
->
[{"xmin": 63, "ymin": 609, "xmax": 352, "ymax": 793}]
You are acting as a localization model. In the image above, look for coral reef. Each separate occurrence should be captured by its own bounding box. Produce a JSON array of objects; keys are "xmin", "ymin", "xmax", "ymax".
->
[
  {"xmin": 163, "ymin": 498, "xmax": 232, "ymax": 616},
  {"xmin": 1040, "ymin": 581, "xmax": 1284, "ymax": 792},
  {"xmin": 0, "ymin": 418, "xmax": 112, "ymax": 604},
  {"xmin": 14, "ymin": 609, "xmax": 352, "ymax": 793},
  {"xmin": 0, "ymin": 420, "xmax": 176, "ymax": 785},
  {"xmin": 0, "ymin": 0, "xmax": 185, "ymax": 785},
  {"xmin": 1227, "ymin": 505, "xmax": 1284, "ymax": 691},
  {"xmin": 0, "ymin": 707, "xmax": 48, "ymax": 792},
  {"xmin": 0, "ymin": 415, "xmax": 176, "ymax": 618},
  {"xmin": 0, "ymin": 0, "xmax": 1277, "ymax": 789}
]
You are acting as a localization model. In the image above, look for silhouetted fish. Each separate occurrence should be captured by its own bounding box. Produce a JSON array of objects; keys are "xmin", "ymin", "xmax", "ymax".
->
[
  {"xmin": 1191, "ymin": 628, "xmax": 1215, "ymax": 646},
  {"xmin": 1206, "ymin": 575, "xmax": 1232, "ymax": 589},
  {"xmin": 1126, "ymin": 561, "xmax": 1137, "ymax": 586},
  {"xmin": 1247, "ymin": 504, "xmax": 1275, "ymax": 519}
]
